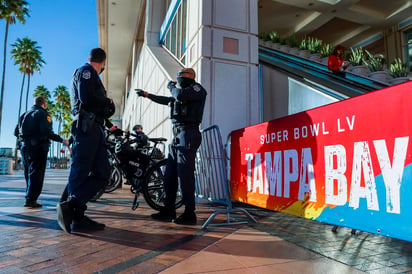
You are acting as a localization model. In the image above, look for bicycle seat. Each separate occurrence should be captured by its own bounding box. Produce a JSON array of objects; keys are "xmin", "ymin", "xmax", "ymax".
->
[{"xmin": 149, "ymin": 137, "xmax": 167, "ymax": 143}]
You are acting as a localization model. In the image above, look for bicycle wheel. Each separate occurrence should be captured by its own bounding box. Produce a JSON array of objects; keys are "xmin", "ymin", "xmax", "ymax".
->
[
  {"xmin": 142, "ymin": 158, "xmax": 184, "ymax": 211},
  {"xmin": 104, "ymin": 165, "xmax": 122, "ymax": 193}
]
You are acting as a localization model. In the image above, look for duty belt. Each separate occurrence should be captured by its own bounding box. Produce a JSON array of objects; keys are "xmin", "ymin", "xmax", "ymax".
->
[
  {"xmin": 21, "ymin": 137, "xmax": 47, "ymax": 146},
  {"xmin": 74, "ymin": 109, "xmax": 104, "ymax": 125},
  {"xmin": 173, "ymin": 123, "xmax": 199, "ymax": 135}
]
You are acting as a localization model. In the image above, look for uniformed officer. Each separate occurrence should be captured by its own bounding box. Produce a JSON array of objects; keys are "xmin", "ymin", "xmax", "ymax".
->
[
  {"xmin": 132, "ymin": 124, "xmax": 149, "ymax": 148},
  {"xmin": 136, "ymin": 67, "xmax": 207, "ymax": 225},
  {"xmin": 57, "ymin": 48, "xmax": 115, "ymax": 233},
  {"xmin": 14, "ymin": 96, "xmax": 69, "ymax": 208}
]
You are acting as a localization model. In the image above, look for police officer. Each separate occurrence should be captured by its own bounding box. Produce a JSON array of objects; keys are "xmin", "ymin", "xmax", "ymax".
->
[
  {"xmin": 136, "ymin": 67, "xmax": 207, "ymax": 225},
  {"xmin": 57, "ymin": 48, "xmax": 115, "ymax": 233},
  {"xmin": 14, "ymin": 96, "xmax": 69, "ymax": 208},
  {"xmin": 132, "ymin": 124, "xmax": 149, "ymax": 148}
]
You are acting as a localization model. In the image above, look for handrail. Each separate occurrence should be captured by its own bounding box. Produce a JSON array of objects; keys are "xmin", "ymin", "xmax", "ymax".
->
[{"xmin": 259, "ymin": 46, "xmax": 389, "ymax": 99}]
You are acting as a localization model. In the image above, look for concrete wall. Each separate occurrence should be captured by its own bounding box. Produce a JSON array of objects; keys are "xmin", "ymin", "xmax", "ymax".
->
[
  {"xmin": 194, "ymin": 0, "xmax": 260, "ymax": 139},
  {"xmin": 122, "ymin": 0, "xmax": 179, "ymax": 141}
]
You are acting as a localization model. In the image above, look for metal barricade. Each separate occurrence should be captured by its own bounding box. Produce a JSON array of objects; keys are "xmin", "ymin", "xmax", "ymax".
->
[
  {"xmin": 195, "ymin": 125, "xmax": 256, "ymax": 229},
  {"xmin": 0, "ymin": 157, "xmax": 12, "ymax": 175}
]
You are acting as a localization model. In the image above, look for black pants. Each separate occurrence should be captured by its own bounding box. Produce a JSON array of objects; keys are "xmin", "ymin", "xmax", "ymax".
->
[
  {"xmin": 65, "ymin": 123, "xmax": 110, "ymax": 220},
  {"xmin": 164, "ymin": 127, "xmax": 201, "ymax": 213},
  {"xmin": 20, "ymin": 143, "xmax": 48, "ymax": 202},
  {"xmin": 332, "ymin": 70, "xmax": 346, "ymax": 77}
]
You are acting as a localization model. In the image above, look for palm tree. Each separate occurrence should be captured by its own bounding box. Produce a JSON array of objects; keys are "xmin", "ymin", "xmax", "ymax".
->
[
  {"xmin": 60, "ymin": 120, "xmax": 72, "ymax": 139},
  {"xmin": 53, "ymin": 85, "xmax": 70, "ymax": 134},
  {"xmin": 58, "ymin": 109, "xmax": 72, "ymax": 168},
  {"xmin": 11, "ymin": 37, "xmax": 45, "ymax": 119},
  {"xmin": 33, "ymin": 85, "xmax": 52, "ymax": 105},
  {"xmin": 33, "ymin": 85, "xmax": 55, "ymax": 117},
  {"xmin": 53, "ymin": 85, "xmax": 71, "ymax": 167},
  {"xmin": 0, "ymin": 0, "xmax": 29, "ymax": 137}
]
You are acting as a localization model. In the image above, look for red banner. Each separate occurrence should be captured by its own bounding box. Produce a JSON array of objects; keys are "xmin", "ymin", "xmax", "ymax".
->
[{"xmin": 230, "ymin": 81, "xmax": 412, "ymax": 241}]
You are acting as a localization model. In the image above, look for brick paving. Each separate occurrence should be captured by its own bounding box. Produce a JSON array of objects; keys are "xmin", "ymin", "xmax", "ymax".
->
[{"xmin": 0, "ymin": 169, "xmax": 411, "ymax": 273}]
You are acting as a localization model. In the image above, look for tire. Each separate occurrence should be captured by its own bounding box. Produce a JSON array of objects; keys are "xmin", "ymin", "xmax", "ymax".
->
[
  {"xmin": 104, "ymin": 165, "xmax": 122, "ymax": 193},
  {"xmin": 142, "ymin": 158, "xmax": 184, "ymax": 211}
]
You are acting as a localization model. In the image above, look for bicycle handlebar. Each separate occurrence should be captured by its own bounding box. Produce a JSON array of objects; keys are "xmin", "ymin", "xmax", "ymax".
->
[{"xmin": 106, "ymin": 128, "xmax": 167, "ymax": 145}]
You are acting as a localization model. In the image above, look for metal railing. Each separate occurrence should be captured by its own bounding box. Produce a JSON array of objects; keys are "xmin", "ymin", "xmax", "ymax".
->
[{"xmin": 195, "ymin": 125, "xmax": 257, "ymax": 229}]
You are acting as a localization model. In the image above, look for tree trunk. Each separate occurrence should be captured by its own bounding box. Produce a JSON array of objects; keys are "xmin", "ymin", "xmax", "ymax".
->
[
  {"xmin": 57, "ymin": 118, "xmax": 62, "ymax": 168},
  {"xmin": 0, "ymin": 22, "xmax": 10, "ymax": 137},
  {"xmin": 14, "ymin": 73, "xmax": 27, "ymax": 169},
  {"xmin": 18, "ymin": 73, "xmax": 26, "ymax": 120},
  {"xmin": 25, "ymin": 74, "xmax": 31, "ymax": 112}
]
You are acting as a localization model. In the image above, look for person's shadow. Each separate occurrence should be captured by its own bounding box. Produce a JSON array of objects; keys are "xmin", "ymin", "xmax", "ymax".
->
[{"xmin": 264, "ymin": 111, "xmax": 318, "ymax": 216}]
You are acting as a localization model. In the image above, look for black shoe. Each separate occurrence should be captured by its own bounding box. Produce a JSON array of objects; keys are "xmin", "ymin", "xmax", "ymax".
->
[
  {"xmin": 24, "ymin": 201, "xmax": 42, "ymax": 208},
  {"xmin": 173, "ymin": 211, "xmax": 197, "ymax": 225},
  {"xmin": 56, "ymin": 201, "xmax": 74, "ymax": 233},
  {"xmin": 151, "ymin": 210, "xmax": 176, "ymax": 222},
  {"xmin": 72, "ymin": 215, "xmax": 106, "ymax": 232}
]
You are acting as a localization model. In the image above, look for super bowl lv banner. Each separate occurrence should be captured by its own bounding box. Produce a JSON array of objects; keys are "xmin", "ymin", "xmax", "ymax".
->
[{"xmin": 230, "ymin": 81, "xmax": 412, "ymax": 241}]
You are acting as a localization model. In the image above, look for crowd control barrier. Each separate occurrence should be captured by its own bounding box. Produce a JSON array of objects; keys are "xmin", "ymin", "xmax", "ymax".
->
[
  {"xmin": 195, "ymin": 125, "xmax": 257, "ymax": 229},
  {"xmin": 0, "ymin": 157, "xmax": 13, "ymax": 175}
]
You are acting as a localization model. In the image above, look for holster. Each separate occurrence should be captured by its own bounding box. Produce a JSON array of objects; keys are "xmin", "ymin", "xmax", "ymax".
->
[{"xmin": 78, "ymin": 109, "xmax": 96, "ymax": 134}]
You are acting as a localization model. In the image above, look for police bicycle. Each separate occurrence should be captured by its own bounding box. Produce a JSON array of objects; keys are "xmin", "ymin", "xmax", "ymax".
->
[
  {"xmin": 92, "ymin": 129, "xmax": 183, "ymax": 211},
  {"xmin": 101, "ymin": 133, "xmax": 123, "ymax": 193}
]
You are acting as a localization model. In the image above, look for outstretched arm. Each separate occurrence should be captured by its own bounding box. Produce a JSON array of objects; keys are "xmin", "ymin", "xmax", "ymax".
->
[{"xmin": 136, "ymin": 89, "xmax": 174, "ymax": 105}]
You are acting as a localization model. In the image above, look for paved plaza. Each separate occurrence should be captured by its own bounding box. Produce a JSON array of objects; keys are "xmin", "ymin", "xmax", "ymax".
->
[{"xmin": 0, "ymin": 169, "xmax": 411, "ymax": 273}]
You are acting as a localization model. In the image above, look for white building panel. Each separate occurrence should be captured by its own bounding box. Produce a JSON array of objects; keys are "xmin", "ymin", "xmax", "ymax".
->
[
  {"xmin": 212, "ymin": 29, "xmax": 249, "ymax": 62},
  {"xmin": 214, "ymin": 0, "xmax": 248, "ymax": 31},
  {"xmin": 213, "ymin": 61, "xmax": 249, "ymax": 137}
]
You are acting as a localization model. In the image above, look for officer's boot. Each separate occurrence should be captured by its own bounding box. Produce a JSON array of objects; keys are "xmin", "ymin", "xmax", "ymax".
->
[
  {"xmin": 151, "ymin": 200, "xmax": 176, "ymax": 221},
  {"xmin": 173, "ymin": 210, "xmax": 197, "ymax": 225}
]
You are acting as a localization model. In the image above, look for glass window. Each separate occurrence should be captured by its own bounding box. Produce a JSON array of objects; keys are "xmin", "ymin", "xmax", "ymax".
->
[
  {"xmin": 181, "ymin": 0, "xmax": 187, "ymax": 56},
  {"xmin": 403, "ymin": 28, "xmax": 412, "ymax": 72},
  {"xmin": 176, "ymin": 8, "xmax": 181, "ymax": 58},
  {"xmin": 160, "ymin": 1, "xmax": 187, "ymax": 65},
  {"xmin": 171, "ymin": 18, "xmax": 177, "ymax": 55}
]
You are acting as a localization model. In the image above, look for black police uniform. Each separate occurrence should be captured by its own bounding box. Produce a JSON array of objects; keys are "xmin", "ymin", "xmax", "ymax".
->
[
  {"xmin": 65, "ymin": 63, "xmax": 114, "ymax": 221},
  {"xmin": 144, "ymin": 79, "xmax": 207, "ymax": 216},
  {"xmin": 14, "ymin": 105, "xmax": 63, "ymax": 205},
  {"xmin": 133, "ymin": 131, "xmax": 149, "ymax": 148}
]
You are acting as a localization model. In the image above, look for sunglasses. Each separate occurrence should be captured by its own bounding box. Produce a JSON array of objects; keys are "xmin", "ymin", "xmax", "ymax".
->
[{"xmin": 177, "ymin": 71, "xmax": 193, "ymax": 77}]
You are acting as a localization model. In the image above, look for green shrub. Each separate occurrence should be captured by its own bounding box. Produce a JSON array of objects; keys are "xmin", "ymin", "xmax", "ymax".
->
[
  {"xmin": 286, "ymin": 35, "xmax": 298, "ymax": 48},
  {"xmin": 364, "ymin": 50, "xmax": 385, "ymax": 72},
  {"xmin": 299, "ymin": 37, "xmax": 308, "ymax": 50},
  {"xmin": 269, "ymin": 31, "xmax": 280, "ymax": 43},
  {"xmin": 390, "ymin": 58, "xmax": 409, "ymax": 78},
  {"xmin": 258, "ymin": 32, "xmax": 271, "ymax": 41},
  {"xmin": 307, "ymin": 37, "xmax": 323, "ymax": 54},
  {"xmin": 349, "ymin": 47, "xmax": 365, "ymax": 66},
  {"xmin": 320, "ymin": 43, "xmax": 333, "ymax": 58}
]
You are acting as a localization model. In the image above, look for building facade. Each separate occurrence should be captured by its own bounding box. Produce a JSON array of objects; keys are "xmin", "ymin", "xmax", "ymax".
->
[
  {"xmin": 99, "ymin": 0, "xmax": 260, "ymax": 142},
  {"xmin": 97, "ymin": 0, "xmax": 412, "ymax": 141}
]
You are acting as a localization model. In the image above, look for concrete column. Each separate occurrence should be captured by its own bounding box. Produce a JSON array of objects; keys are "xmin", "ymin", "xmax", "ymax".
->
[
  {"xmin": 145, "ymin": 0, "xmax": 166, "ymax": 47},
  {"xmin": 186, "ymin": 0, "xmax": 260, "ymax": 139}
]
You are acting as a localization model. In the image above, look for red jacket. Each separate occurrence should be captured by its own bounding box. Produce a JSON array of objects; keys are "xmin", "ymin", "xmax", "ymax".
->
[{"xmin": 328, "ymin": 55, "xmax": 344, "ymax": 72}]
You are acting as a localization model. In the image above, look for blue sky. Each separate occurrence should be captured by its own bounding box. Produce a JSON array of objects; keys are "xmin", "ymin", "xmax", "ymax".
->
[{"xmin": 0, "ymin": 0, "xmax": 98, "ymax": 148}]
